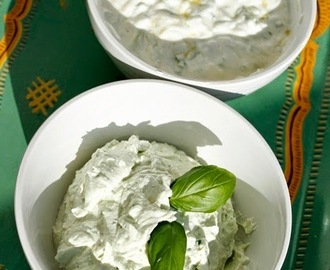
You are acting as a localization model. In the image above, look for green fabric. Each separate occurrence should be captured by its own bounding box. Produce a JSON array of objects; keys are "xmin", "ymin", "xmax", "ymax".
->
[{"xmin": 0, "ymin": 0, "xmax": 329, "ymax": 269}]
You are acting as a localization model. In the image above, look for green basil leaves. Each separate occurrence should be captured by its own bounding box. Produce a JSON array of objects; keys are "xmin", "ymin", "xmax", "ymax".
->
[
  {"xmin": 170, "ymin": 165, "xmax": 236, "ymax": 213},
  {"xmin": 147, "ymin": 221, "xmax": 187, "ymax": 270},
  {"xmin": 147, "ymin": 165, "xmax": 236, "ymax": 270}
]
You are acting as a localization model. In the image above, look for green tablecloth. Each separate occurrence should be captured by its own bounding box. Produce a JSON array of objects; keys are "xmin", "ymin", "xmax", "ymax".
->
[{"xmin": 0, "ymin": 0, "xmax": 329, "ymax": 269}]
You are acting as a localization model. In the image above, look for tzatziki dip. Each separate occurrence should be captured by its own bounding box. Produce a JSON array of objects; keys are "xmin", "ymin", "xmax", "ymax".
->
[
  {"xmin": 53, "ymin": 135, "xmax": 255, "ymax": 269},
  {"xmin": 101, "ymin": 0, "xmax": 290, "ymax": 80}
]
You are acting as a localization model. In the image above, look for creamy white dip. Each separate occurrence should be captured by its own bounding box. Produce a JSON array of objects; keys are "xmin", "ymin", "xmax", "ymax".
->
[
  {"xmin": 53, "ymin": 135, "xmax": 253, "ymax": 269},
  {"xmin": 101, "ymin": 0, "xmax": 290, "ymax": 80}
]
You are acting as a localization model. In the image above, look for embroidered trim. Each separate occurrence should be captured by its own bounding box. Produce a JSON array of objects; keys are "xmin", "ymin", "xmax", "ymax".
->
[
  {"xmin": 0, "ymin": 0, "xmax": 32, "ymax": 69},
  {"xmin": 285, "ymin": 41, "xmax": 318, "ymax": 201},
  {"xmin": 294, "ymin": 45, "xmax": 330, "ymax": 270},
  {"xmin": 0, "ymin": 0, "xmax": 33, "ymax": 107}
]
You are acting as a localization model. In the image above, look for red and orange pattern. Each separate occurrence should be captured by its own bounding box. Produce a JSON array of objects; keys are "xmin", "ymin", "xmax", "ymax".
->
[
  {"xmin": 0, "ymin": 0, "xmax": 32, "ymax": 69},
  {"xmin": 283, "ymin": 0, "xmax": 330, "ymax": 201},
  {"xmin": 0, "ymin": 0, "xmax": 32, "ymax": 102}
]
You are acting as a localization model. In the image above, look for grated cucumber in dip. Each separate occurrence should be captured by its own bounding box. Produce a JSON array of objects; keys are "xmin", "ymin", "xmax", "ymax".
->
[
  {"xmin": 53, "ymin": 135, "xmax": 255, "ymax": 269},
  {"xmin": 101, "ymin": 0, "xmax": 290, "ymax": 80}
]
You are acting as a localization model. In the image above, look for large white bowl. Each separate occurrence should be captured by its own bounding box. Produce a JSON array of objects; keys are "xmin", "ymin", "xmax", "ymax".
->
[
  {"xmin": 86, "ymin": 0, "xmax": 316, "ymax": 99},
  {"xmin": 15, "ymin": 79, "xmax": 291, "ymax": 269}
]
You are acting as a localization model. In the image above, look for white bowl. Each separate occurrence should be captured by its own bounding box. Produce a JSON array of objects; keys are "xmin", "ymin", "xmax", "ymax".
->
[
  {"xmin": 15, "ymin": 79, "xmax": 291, "ymax": 269},
  {"xmin": 86, "ymin": 0, "xmax": 316, "ymax": 99}
]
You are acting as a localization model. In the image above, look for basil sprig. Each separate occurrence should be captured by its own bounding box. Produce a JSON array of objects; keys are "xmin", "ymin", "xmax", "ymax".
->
[
  {"xmin": 170, "ymin": 165, "xmax": 236, "ymax": 213},
  {"xmin": 147, "ymin": 165, "xmax": 236, "ymax": 270},
  {"xmin": 147, "ymin": 221, "xmax": 187, "ymax": 270}
]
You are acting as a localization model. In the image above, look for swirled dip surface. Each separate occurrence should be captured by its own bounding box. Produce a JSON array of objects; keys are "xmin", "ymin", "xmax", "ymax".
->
[
  {"xmin": 101, "ymin": 0, "xmax": 290, "ymax": 80},
  {"xmin": 53, "ymin": 136, "xmax": 254, "ymax": 269}
]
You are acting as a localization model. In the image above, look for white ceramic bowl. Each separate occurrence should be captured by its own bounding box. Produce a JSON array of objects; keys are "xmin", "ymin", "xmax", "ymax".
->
[
  {"xmin": 86, "ymin": 0, "xmax": 316, "ymax": 99},
  {"xmin": 15, "ymin": 79, "xmax": 291, "ymax": 269}
]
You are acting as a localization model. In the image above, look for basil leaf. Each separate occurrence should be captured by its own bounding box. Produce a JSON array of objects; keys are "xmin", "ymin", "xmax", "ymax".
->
[
  {"xmin": 170, "ymin": 165, "xmax": 236, "ymax": 213},
  {"xmin": 147, "ymin": 221, "xmax": 187, "ymax": 270}
]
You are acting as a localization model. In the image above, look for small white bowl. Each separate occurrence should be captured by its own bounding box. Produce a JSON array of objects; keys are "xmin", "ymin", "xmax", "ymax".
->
[
  {"xmin": 86, "ymin": 0, "xmax": 316, "ymax": 99},
  {"xmin": 15, "ymin": 79, "xmax": 291, "ymax": 269}
]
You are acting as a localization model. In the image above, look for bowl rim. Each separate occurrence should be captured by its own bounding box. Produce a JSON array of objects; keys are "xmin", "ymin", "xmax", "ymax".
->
[
  {"xmin": 15, "ymin": 79, "xmax": 292, "ymax": 270},
  {"xmin": 86, "ymin": 0, "xmax": 317, "ymax": 94}
]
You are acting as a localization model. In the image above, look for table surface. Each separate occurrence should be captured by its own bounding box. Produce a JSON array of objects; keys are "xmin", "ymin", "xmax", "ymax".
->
[{"xmin": 0, "ymin": 0, "xmax": 329, "ymax": 269}]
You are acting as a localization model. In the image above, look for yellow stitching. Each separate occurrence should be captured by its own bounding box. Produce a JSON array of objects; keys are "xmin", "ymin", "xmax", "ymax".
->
[
  {"xmin": 275, "ymin": 61, "xmax": 296, "ymax": 169},
  {"xmin": 26, "ymin": 77, "xmax": 61, "ymax": 116}
]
